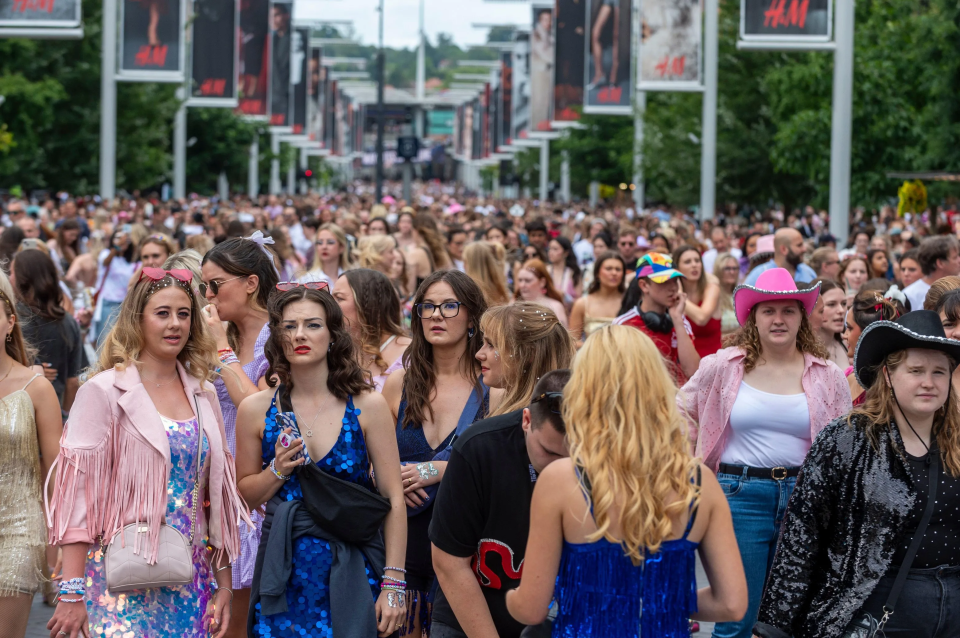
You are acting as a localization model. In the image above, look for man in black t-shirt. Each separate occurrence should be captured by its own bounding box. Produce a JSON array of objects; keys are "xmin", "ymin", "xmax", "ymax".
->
[{"xmin": 430, "ymin": 370, "xmax": 571, "ymax": 638}]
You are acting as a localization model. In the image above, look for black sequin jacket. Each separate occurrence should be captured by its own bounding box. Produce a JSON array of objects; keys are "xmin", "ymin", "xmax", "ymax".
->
[{"xmin": 755, "ymin": 413, "xmax": 916, "ymax": 638}]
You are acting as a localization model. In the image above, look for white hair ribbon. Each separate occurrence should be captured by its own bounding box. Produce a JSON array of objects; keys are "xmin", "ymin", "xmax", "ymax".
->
[
  {"xmin": 884, "ymin": 285, "xmax": 907, "ymax": 305},
  {"xmin": 246, "ymin": 230, "xmax": 280, "ymax": 277}
]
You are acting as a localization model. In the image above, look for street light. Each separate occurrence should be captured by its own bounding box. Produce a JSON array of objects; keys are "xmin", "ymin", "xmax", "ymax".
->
[{"xmin": 375, "ymin": 0, "xmax": 385, "ymax": 203}]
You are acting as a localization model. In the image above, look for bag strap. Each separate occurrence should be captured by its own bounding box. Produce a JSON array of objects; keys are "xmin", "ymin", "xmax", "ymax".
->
[
  {"xmin": 881, "ymin": 450, "xmax": 939, "ymax": 624},
  {"xmin": 189, "ymin": 395, "xmax": 205, "ymax": 544}
]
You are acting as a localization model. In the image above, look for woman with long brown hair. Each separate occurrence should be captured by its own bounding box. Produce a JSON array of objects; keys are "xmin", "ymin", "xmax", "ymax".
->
[
  {"xmin": 506, "ymin": 325, "xmax": 747, "ymax": 637},
  {"xmin": 842, "ymin": 289, "xmax": 906, "ymax": 406},
  {"xmin": 235, "ymin": 286, "xmax": 406, "ymax": 638},
  {"xmin": 513, "ymin": 258, "xmax": 568, "ymax": 326},
  {"xmin": 673, "ymin": 244, "xmax": 722, "ymax": 358},
  {"xmin": 755, "ymin": 311, "xmax": 960, "ymax": 638},
  {"xmin": 332, "ymin": 268, "xmax": 411, "ymax": 392},
  {"xmin": 679, "ymin": 268, "xmax": 850, "ymax": 638},
  {"xmin": 569, "ymin": 251, "xmax": 626, "ymax": 345},
  {"xmin": 382, "ymin": 270, "xmax": 491, "ymax": 637},
  {"xmin": 464, "ymin": 241, "xmax": 511, "ymax": 307},
  {"xmin": 807, "ymin": 277, "xmax": 848, "ymax": 369}
]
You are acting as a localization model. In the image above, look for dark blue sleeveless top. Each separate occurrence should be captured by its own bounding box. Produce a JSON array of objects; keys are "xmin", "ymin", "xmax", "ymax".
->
[
  {"xmin": 552, "ymin": 472, "xmax": 700, "ymax": 638},
  {"xmin": 395, "ymin": 382, "xmax": 490, "ymax": 464}
]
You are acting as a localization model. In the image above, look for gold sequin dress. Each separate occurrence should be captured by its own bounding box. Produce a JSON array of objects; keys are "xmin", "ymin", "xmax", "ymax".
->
[{"xmin": 0, "ymin": 377, "xmax": 46, "ymax": 596}]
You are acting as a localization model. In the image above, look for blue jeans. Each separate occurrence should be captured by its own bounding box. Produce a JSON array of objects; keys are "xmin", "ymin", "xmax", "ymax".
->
[{"xmin": 711, "ymin": 469, "xmax": 797, "ymax": 638}]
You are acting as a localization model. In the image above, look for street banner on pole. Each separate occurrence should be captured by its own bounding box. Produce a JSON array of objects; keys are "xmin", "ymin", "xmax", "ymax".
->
[
  {"xmin": 0, "ymin": 0, "xmax": 80, "ymax": 27},
  {"xmin": 118, "ymin": 0, "xmax": 187, "ymax": 81},
  {"xmin": 637, "ymin": 0, "xmax": 702, "ymax": 91},
  {"xmin": 290, "ymin": 26, "xmax": 309, "ymax": 134},
  {"xmin": 500, "ymin": 50, "xmax": 513, "ymax": 147},
  {"xmin": 530, "ymin": 3, "xmax": 554, "ymax": 132},
  {"xmin": 511, "ymin": 32, "xmax": 530, "ymax": 140},
  {"xmin": 741, "ymin": 0, "xmax": 832, "ymax": 43},
  {"xmin": 188, "ymin": 0, "xmax": 239, "ymax": 106},
  {"xmin": 583, "ymin": 0, "xmax": 633, "ymax": 114},
  {"xmin": 552, "ymin": 0, "xmax": 583, "ymax": 123},
  {"xmin": 237, "ymin": 0, "xmax": 269, "ymax": 116},
  {"xmin": 307, "ymin": 47, "xmax": 322, "ymax": 142},
  {"xmin": 268, "ymin": 0, "xmax": 292, "ymax": 126}
]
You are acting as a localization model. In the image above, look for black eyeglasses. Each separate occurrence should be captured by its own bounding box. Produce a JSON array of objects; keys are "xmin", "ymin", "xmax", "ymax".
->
[
  {"xmin": 199, "ymin": 275, "xmax": 244, "ymax": 297},
  {"xmin": 531, "ymin": 391, "xmax": 563, "ymax": 414},
  {"xmin": 416, "ymin": 301, "xmax": 462, "ymax": 319}
]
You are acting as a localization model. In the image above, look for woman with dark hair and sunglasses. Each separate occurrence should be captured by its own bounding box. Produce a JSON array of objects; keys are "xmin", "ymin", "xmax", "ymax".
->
[
  {"xmin": 382, "ymin": 270, "xmax": 492, "ymax": 637},
  {"xmin": 200, "ymin": 234, "xmax": 280, "ymax": 633},
  {"xmin": 332, "ymin": 269, "xmax": 411, "ymax": 392},
  {"xmin": 235, "ymin": 285, "xmax": 406, "ymax": 638}
]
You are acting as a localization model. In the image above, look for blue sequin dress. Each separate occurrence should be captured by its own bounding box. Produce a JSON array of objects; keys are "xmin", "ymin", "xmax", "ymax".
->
[
  {"xmin": 552, "ymin": 473, "xmax": 699, "ymax": 638},
  {"xmin": 253, "ymin": 394, "xmax": 380, "ymax": 638},
  {"xmin": 84, "ymin": 416, "xmax": 214, "ymax": 637}
]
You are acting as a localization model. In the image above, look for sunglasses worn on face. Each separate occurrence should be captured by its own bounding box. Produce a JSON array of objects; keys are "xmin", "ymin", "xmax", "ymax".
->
[
  {"xmin": 199, "ymin": 275, "xmax": 244, "ymax": 297},
  {"xmin": 416, "ymin": 301, "xmax": 462, "ymax": 319},
  {"xmin": 531, "ymin": 391, "xmax": 563, "ymax": 415},
  {"xmin": 276, "ymin": 281, "xmax": 330, "ymax": 292}
]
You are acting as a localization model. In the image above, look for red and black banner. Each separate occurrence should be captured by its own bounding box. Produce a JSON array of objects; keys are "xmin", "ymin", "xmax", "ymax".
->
[
  {"xmin": 553, "ymin": 0, "xmax": 583, "ymax": 122},
  {"xmin": 189, "ymin": 0, "xmax": 238, "ymax": 105},
  {"xmin": 237, "ymin": 0, "xmax": 270, "ymax": 116},
  {"xmin": 119, "ymin": 0, "xmax": 185, "ymax": 81},
  {"xmin": 0, "ymin": 0, "xmax": 80, "ymax": 27},
  {"xmin": 741, "ymin": 0, "xmax": 831, "ymax": 40}
]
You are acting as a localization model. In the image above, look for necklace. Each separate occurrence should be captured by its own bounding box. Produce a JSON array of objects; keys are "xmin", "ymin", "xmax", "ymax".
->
[
  {"xmin": 292, "ymin": 393, "xmax": 329, "ymax": 438},
  {"xmin": 141, "ymin": 370, "xmax": 180, "ymax": 389}
]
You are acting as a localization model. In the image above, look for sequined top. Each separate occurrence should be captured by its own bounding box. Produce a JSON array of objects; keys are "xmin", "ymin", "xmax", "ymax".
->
[
  {"xmin": 0, "ymin": 378, "xmax": 45, "ymax": 596},
  {"xmin": 756, "ymin": 414, "xmax": 920, "ymax": 638}
]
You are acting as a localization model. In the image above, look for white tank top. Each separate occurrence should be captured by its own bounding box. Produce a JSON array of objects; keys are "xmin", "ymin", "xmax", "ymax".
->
[{"xmin": 720, "ymin": 381, "xmax": 811, "ymax": 468}]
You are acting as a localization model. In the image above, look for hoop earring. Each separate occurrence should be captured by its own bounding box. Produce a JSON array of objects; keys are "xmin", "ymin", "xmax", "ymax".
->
[{"xmin": 468, "ymin": 327, "xmax": 475, "ymax": 338}]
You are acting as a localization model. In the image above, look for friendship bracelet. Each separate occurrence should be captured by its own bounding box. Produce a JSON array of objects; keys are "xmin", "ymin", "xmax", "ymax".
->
[
  {"xmin": 383, "ymin": 566, "xmax": 407, "ymax": 574},
  {"xmin": 58, "ymin": 595, "xmax": 85, "ymax": 603},
  {"xmin": 217, "ymin": 348, "xmax": 234, "ymax": 355},
  {"xmin": 269, "ymin": 458, "xmax": 292, "ymax": 481}
]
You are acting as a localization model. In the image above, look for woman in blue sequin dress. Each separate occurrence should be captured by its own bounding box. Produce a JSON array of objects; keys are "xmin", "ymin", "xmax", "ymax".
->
[
  {"xmin": 382, "ymin": 270, "xmax": 489, "ymax": 637},
  {"xmin": 504, "ymin": 326, "xmax": 748, "ymax": 638},
  {"xmin": 236, "ymin": 285, "xmax": 407, "ymax": 638}
]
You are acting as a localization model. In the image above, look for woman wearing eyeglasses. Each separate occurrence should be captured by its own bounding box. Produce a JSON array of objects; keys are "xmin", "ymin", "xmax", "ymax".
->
[
  {"xmin": 200, "ymin": 235, "xmax": 279, "ymax": 636},
  {"xmin": 302, "ymin": 223, "xmax": 353, "ymax": 289},
  {"xmin": 382, "ymin": 270, "xmax": 491, "ymax": 638}
]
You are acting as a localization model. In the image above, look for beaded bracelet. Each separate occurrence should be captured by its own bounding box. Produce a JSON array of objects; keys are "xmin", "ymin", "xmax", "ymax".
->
[
  {"xmin": 219, "ymin": 352, "xmax": 240, "ymax": 366},
  {"xmin": 58, "ymin": 595, "xmax": 85, "ymax": 603},
  {"xmin": 383, "ymin": 566, "xmax": 407, "ymax": 574},
  {"xmin": 269, "ymin": 458, "xmax": 292, "ymax": 481},
  {"xmin": 217, "ymin": 348, "xmax": 234, "ymax": 354},
  {"xmin": 381, "ymin": 584, "xmax": 405, "ymax": 592},
  {"xmin": 382, "ymin": 578, "xmax": 406, "ymax": 588}
]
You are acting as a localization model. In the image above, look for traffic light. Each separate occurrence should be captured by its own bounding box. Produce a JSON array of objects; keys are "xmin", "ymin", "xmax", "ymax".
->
[{"xmin": 298, "ymin": 168, "xmax": 315, "ymax": 181}]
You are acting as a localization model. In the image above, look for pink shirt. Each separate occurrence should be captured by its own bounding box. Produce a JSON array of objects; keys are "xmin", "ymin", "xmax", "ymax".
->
[{"xmin": 677, "ymin": 346, "xmax": 851, "ymax": 471}]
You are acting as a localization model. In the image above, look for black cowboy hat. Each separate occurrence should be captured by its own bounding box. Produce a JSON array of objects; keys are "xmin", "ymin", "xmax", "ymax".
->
[{"xmin": 853, "ymin": 310, "xmax": 960, "ymax": 388}]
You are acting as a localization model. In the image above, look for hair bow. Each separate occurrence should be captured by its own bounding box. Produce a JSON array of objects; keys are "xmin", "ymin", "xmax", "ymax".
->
[
  {"xmin": 246, "ymin": 230, "xmax": 280, "ymax": 277},
  {"xmin": 884, "ymin": 285, "xmax": 907, "ymax": 305}
]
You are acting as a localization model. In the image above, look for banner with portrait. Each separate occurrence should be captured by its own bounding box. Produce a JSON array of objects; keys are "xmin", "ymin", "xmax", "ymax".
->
[
  {"xmin": 583, "ymin": 0, "xmax": 633, "ymax": 114},
  {"xmin": 529, "ymin": 3, "xmax": 554, "ymax": 132},
  {"xmin": 499, "ymin": 51, "xmax": 513, "ymax": 147},
  {"xmin": 0, "ymin": 0, "xmax": 80, "ymax": 27},
  {"xmin": 188, "ymin": 0, "xmax": 238, "ymax": 106},
  {"xmin": 638, "ymin": 0, "xmax": 701, "ymax": 91},
  {"xmin": 552, "ymin": 0, "xmax": 583, "ymax": 123},
  {"xmin": 511, "ymin": 33, "xmax": 531, "ymax": 140},
  {"xmin": 741, "ymin": 0, "xmax": 832, "ymax": 43},
  {"xmin": 237, "ymin": 0, "xmax": 270, "ymax": 116},
  {"xmin": 289, "ymin": 26, "xmax": 309, "ymax": 134},
  {"xmin": 118, "ymin": 0, "xmax": 186, "ymax": 81},
  {"xmin": 267, "ymin": 0, "xmax": 293, "ymax": 126},
  {"xmin": 306, "ymin": 47, "xmax": 322, "ymax": 142}
]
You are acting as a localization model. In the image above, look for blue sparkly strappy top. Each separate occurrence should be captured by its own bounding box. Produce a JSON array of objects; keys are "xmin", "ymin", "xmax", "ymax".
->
[{"xmin": 551, "ymin": 470, "xmax": 700, "ymax": 638}]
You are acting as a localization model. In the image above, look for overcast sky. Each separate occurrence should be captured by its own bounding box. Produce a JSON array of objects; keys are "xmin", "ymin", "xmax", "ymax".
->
[{"xmin": 295, "ymin": 0, "xmax": 535, "ymax": 49}]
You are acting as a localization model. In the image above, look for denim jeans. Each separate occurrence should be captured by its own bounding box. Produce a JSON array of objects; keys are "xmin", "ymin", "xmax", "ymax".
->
[
  {"xmin": 855, "ymin": 565, "xmax": 960, "ymax": 637},
  {"xmin": 711, "ymin": 469, "xmax": 797, "ymax": 638}
]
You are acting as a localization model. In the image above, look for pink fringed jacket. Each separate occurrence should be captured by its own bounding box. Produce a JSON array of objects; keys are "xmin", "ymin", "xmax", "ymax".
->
[{"xmin": 45, "ymin": 363, "xmax": 252, "ymax": 565}]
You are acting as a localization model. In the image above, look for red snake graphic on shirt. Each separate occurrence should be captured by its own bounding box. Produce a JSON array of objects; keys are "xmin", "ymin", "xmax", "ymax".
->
[{"xmin": 471, "ymin": 539, "xmax": 524, "ymax": 589}]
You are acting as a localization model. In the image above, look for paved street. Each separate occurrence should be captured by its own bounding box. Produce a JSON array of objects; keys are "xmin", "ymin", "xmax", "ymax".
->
[{"xmin": 25, "ymin": 559, "xmax": 716, "ymax": 637}]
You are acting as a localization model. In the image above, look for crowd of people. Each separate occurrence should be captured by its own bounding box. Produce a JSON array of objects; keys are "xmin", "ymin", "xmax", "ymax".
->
[{"xmin": 0, "ymin": 183, "xmax": 958, "ymax": 638}]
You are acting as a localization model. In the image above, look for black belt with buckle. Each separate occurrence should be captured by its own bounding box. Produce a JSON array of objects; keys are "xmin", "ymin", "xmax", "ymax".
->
[{"xmin": 717, "ymin": 463, "xmax": 801, "ymax": 481}]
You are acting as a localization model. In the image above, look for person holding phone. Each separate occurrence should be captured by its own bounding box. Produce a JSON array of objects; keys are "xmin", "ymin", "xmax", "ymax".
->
[{"xmin": 93, "ymin": 227, "xmax": 138, "ymax": 346}]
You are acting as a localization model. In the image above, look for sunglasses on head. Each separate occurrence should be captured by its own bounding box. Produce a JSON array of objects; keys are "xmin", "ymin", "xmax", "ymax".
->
[
  {"xmin": 276, "ymin": 281, "xmax": 330, "ymax": 292},
  {"xmin": 531, "ymin": 391, "xmax": 563, "ymax": 415},
  {"xmin": 139, "ymin": 267, "xmax": 193, "ymax": 284}
]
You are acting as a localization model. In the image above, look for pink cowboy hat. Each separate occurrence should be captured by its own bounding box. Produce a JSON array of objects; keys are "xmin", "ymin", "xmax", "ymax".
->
[{"xmin": 732, "ymin": 268, "xmax": 821, "ymax": 326}]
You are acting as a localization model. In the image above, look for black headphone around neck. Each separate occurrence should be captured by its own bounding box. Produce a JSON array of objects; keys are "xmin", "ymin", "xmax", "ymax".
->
[{"xmin": 639, "ymin": 308, "xmax": 674, "ymax": 334}]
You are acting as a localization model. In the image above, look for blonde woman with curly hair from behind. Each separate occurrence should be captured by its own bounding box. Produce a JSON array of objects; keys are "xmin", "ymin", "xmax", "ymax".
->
[{"xmin": 505, "ymin": 325, "xmax": 747, "ymax": 637}]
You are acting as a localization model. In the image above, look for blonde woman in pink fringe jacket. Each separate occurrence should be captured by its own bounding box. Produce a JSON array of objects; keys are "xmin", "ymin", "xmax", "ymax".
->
[{"xmin": 45, "ymin": 268, "xmax": 252, "ymax": 638}]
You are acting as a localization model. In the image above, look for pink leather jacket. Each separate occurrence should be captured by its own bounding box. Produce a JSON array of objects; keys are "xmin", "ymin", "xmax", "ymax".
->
[
  {"xmin": 46, "ymin": 363, "xmax": 251, "ymax": 564},
  {"xmin": 677, "ymin": 346, "xmax": 852, "ymax": 471}
]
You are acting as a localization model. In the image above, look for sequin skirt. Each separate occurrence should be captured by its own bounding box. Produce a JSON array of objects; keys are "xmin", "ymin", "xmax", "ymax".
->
[
  {"xmin": 84, "ymin": 543, "xmax": 216, "ymax": 637},
  {"xmin": 0, "ymin": 529, "xmax": 44, "ymax": 596}
]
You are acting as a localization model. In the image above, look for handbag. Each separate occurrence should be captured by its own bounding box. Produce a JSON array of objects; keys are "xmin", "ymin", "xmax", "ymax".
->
[
  {"xmin": 104, "ymin": 395, "xmax": 205, "ymax": 592},
  {"xmin": 840, "ymin": 449, "xmax": 940, "ymax": 638}
]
